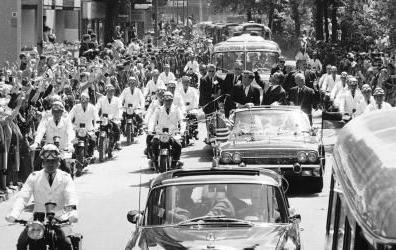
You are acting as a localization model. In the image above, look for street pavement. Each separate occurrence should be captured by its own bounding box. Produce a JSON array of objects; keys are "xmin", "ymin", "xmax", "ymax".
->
[{"xmin": 0, "ymin": 112, "xmax": 337, "ymax": 250}]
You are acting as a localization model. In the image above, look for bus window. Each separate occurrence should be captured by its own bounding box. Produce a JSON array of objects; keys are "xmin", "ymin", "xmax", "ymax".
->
[
  {"xmin": 246, "ymin": 51, "xmax": 278, "ymax": 73},
  {"xmin": 212, "ymin": 52, "xmax": 245, "ymax": 72}
]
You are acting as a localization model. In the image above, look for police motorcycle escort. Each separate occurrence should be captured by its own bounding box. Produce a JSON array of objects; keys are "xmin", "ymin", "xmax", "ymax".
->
[
  {"xmin": 96, "ymin": 84, "xmax": 122, "ymax": 162},
  {"xmin": 147, "ymin": 91, "xmax": 185, "ymax": 173},
  {"xmin": 178, "ymin": 76, "xmax": 199, "ymax": 148},
  {"xmin": 119, "ymin": 77, "xmax": 145, "ymax": 145},
  {"xmin": 5, "ymin": 144, "xmax": 82, "ymax": 250},
  {"xmin": 68, "ymin": 92, "xmax": 97, "ymax": 176},
  {"xmin": 30, "ymin": 101, "xmax": 76, "ymax": 177}
]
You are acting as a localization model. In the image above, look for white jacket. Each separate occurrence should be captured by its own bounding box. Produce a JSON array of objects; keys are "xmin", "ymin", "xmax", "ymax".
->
[
  {"xmin": 96, "ymin": 95, "xmax": 121, "ymax": 120},
  {"xmin": 68, "ymin": 103, "xmax": 98, "ymax": 131},
  {"xmin": 365, "ymin": 101, "xmax": 393, "ymax": 113},
  {"xmin": 322, "ymin": 74, "xmax": 341, "ymax": 93},
  {"xmin": 338, "ymin": 90, "xmax": 365, "ymax": 115},
  {"xmin": 9, "ymin": 169, "xmax": 78, "ymax": 218},
  {"xmin": 158, "ymin": 72, "xmax": 176, "ymax": 85},
  {"xmin": 119, "ymin": 87, "xmax": 145, "ymax": 109},
  {"xmin": 148, "ymin": 105, "xmax": 185, "ymax": 135},
  {"xmin": 177, "ymin": 87, "xmax": 198, "ymax": 111},
  {"xmin": 35, "ymin": 116, "xmax": 75, "ymax": 150},
  {"xmin": 144, "ymin": 79, "xmax": 165, "ymax": 97}
]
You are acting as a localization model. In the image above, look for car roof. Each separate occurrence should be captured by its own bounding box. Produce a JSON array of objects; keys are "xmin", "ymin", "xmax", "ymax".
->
[
  {"xmin": 213, "ymin": 34, "xmax": 281, "ymax": 53},
  {"xmin": 333, "ymin": 108, "xmax": 396, "ymax": 240},
  {"xmin": 233, "ymin": 105, "xmax": 302, "ymax": 114},
  {"xmin": 150, "ymin": 167, "xmax": 282, "ymax": 189}
]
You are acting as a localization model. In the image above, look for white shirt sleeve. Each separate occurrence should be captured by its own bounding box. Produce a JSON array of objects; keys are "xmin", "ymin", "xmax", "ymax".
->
[
  {"xmin": 64, "ymin": 174, "xmax": 78, "ymax": 207},
  {"xmin": 9, "ymin": 173, "xmax": 35, "ymax": 218},
  {"xmin": 148, "ymin": 108, "xmax": 159, "ymax": 132},
  {"xmin": 34, "ymin": 119, "xmax": 48, "ymax": 145},
  {"xmin": 138, "ymin": 89, "xmax": 145, "ymax": 109}
]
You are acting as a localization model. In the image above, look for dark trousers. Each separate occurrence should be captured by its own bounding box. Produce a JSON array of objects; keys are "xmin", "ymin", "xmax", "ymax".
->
[
  {"xmin": 150, "ymin": 137, "xmax": 182, "ymax": 162},
  {"xmin": 17, "ymin": 226, "xmax": 73, "ymax": 250},
  {"xmin": 109, "ymin": 120, "xmax": 121, "ymax": 142},
  {"xmin": 121, "ymin": 112, "xmax": 143, "ymax": 134}
]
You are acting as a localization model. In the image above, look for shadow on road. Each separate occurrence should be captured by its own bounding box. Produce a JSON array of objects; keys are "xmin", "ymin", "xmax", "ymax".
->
[
  {"xmin": 129, "ymin": 168, "xmax": 154, "ymax": 175},
  {"xmin": 182, "ymin": 144, "xmax": 213, "ymax": 163}
]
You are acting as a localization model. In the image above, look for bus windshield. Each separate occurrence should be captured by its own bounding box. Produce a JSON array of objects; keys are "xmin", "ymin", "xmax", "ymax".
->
[{"xmin": 213, "ymin": 51, "xmax": 278, "ymax": 73}]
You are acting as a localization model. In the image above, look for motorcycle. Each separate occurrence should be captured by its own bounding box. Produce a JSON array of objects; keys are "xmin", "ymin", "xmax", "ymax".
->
[
  {"xmin": 123, "ymin": 104, "xmax": 141, "ymax": 145},
  {"xmin": 14, "ymin": 202, "xmax": 82, "ymax": 250},
  {"xmin": 74, "ymin": 123, "xmax": 92, "ymax": 177},
  {"xmin": 97, "ymin": 114, "xmax": 114, "ymax": 162},
  {"xmin": 150, "ymin": 129, "xmax": 181, "ymax": 173},
  {"xmin": 181, "ymin": 109, "xmax": 199, "ymax": 148}
]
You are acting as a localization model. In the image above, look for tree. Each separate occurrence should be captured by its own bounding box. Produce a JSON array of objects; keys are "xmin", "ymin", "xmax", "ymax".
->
[
  {"xmin": 314, "ymin": 0, "xmax": 324, "ymax": 40},
  {"xmin": 290, "ymin": 0, "xmax": 300, "ymax": 37}
]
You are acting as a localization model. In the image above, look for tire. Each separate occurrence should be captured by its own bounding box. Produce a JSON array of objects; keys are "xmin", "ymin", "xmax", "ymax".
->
[
  {"xmin": 98, "ymin": 137, "xmax": 105, "ymax": 162},
  {"xmin": 107, "ymin": 137, "xmax": 113, "ymax": 159},
  {"xmin": 126, "ymin": 123, "xmax": 132, "ymax": 144},
  {"xmin": 310, "ymin": 177, "xmax": 324, "ymax": 193},
  {"xmin": 159, "ymin": 155, "xmax": 168, "ymax": 173}
]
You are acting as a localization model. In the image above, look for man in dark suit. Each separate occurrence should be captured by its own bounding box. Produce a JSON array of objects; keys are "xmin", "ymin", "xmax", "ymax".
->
[
  {"xmin": 262, "ymin": 72, "xmax": 287, "ymax": 105},
  {"xmin": 232, "ymin": 71, "xmax": 260, "ymax": 107},
  {"xmin": 199, "ymin": 64, "xmax": 221, "ymax": 114},
  {"xmin": 288, "ymin": 73, "xmax": 318, "ymax": 125},
  {"xmin": 219, "ymin": 62, "xmax": 243, "ymax": 117},
  {"xmin": 79, "ymin": 34, "xmax": 91, "ymax": 58},
  {"xmin": 270, "ymin": 56, "xmax": 287, "ymax": 76}
]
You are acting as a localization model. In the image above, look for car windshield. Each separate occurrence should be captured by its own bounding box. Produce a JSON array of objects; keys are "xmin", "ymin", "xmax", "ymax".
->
[
  {"xmin": 232, "ymin": 110, "xmax": 311, "ymax": 138},
  {"xmin": 145, "ymin": 183, "xmax": 283, "ymax": 226},
  {"xmin": 213, "ymin": 51, "xmax": 277, "ymax": 73}
]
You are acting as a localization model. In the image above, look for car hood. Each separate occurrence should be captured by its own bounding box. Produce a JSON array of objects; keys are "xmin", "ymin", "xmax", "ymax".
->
[
  {"xmin": 221, "ymin": 135, "xmax": 318, "ymax": 151},
  {"xmin": 138, "ymin": 223, "xmax": 291, "ymax": 250}
]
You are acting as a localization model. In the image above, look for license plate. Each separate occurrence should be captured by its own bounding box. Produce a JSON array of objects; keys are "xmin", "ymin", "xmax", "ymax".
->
[
  {"xmin": 78, "ymin": 141, "xmax": 85, "ymax": 147},
  {"xmin": 100, "ymin": 131, "xmax": 107, "ymax": 137},
  {"xmin": 160, "ymin": 149, "xmax": 169, "ymax": 155},
  {"xmin": 127, "ymin": 119, "xmax": 133, "ymax": 124}
]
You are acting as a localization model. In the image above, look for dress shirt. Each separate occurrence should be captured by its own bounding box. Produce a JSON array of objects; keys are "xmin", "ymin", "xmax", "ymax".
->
[
  {"xmin": 158, "ymin": 72, "xmax": 176, "ymax": 85},
  {"xmin": 9, "ymin": 169, "xmax": 78, "ymax": 218},
  {"xmin": 184, "ymin": 60, "xmax": 200, "ymax": 73},
  {"xmin": 330, "ymin": 82, "xmax": 347, "ymax": 101},
  {"xmin": 68, "ymin": 103, "xmax": 98, "ymax": 131},
  {"xmin": 119, "ymin": 87, "xmax": 145, "ymax": 109},
  {"xmin": 34, "ymin": 116, "xmax": 75, "ymax": 150},
  {"xmin": 365, "ymin": 101, "xmax": 393, "ymax": 112},
  {"xmin": 148, "ymin": 105, "xmax": 185, "ymax": 135},
  {"xmin": 322, "ymin": 74, "xmax": 341, "ymax": 93},
  {"xmin": 144, "ymin": 79, "xmax": 166, "ymax": 96},
  {"xmin": 178, "ymin": 87, "xmax": 198, "ymax": 111},
  {"xmin": 96, "ymin": 95, "xmax": 121, "ymax": 119}
]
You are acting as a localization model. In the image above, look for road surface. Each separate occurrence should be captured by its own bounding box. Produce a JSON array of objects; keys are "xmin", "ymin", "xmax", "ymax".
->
[{"xmin": 0, "ymin": 112, "xmax": 337, "ymax": 249}]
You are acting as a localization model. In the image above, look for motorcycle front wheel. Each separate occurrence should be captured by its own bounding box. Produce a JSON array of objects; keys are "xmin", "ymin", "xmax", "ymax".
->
[
  {"xmin": 75, "ymin": 147, "xmax": 84, "ymax": 177},
  {"xmin": 126, "ymin": 123, "xmax": 134, "ymax": 144},
  {"xmin": 159, "ymin": 155, "xmax": 168, "ymax": 173},
  {"xmin": 98, "ymin": 137, "xmax": 106, "ymax": 162}
]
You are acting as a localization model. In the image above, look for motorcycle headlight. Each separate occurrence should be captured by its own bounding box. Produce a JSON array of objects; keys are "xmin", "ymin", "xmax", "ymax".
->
[
  {"xmin": 232, "ymin": 153, "xmax": 242, "ymax": 164},
  {"xmin": 27, "ymin": 221, "xmax": 45, "ymax": 240},
  {"xmin": 127, "ymin": 107, "xmax": 134, "ymax": 115},
  {"xmin": 308, "ymin": 151, "xmax": 318, "ymax": 163},
  {"xmin": 101, "ymin": 117, "xmax": 108, "ymax": 126},
  {"xmin": 159, "ymin": 135, "xmax": 170, "ymax": 143},
  {"xmin": 297, "ymin": 152, "xmax": 307, "ymax": 163},
  {"xmin": 221, "ymin": 152, "xmax": 232, "ymax": 164}
]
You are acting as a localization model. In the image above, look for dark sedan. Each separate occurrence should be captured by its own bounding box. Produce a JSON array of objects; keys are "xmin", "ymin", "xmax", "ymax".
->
[{"xmin": 125, "ymin": 168, "xmax": 302, "ymax": 250}]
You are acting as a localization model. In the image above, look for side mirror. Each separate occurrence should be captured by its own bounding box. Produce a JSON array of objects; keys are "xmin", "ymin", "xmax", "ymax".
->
[{"xmin": 127, "ymin": 210, "xmax": 142, "ymax": 224}]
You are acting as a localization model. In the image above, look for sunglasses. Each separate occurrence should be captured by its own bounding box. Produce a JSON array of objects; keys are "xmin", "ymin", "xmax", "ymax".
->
[{"xmin": 208, "ymin": 70, "xmax": 215, "ymax": 73}]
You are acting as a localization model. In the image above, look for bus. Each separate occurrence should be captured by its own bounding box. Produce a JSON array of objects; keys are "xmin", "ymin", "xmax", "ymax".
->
[
  {"xmin": 326, "ymin": 109, "xmax": 396, "ymax": 250},
  {"xmin": 241, "ymin": 22, "xmax": 272, "ymax": 40},
  {"xmin": 212, "ymin": 33, "xmax": 281, "ymax": 80}
]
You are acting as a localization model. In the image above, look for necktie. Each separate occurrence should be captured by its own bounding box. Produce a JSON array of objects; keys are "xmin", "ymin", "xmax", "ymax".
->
[
  {"xmin": 166, "ymin": 108, "xmax": 170, "ymax": 115},
  {"xmin": 297, "ymin": 88, "xmax": 302, "ymax": 105},
  {"xmin": 54, "ymin": 119, "xmax": 59, "ymax": 126},
  {"xmin": 108, "ymin": 98, "xmax": 112, "ymax": 104},
  {"xmin": 48, "ymin": 173, "xmax": 54, "ymax": 186}
]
